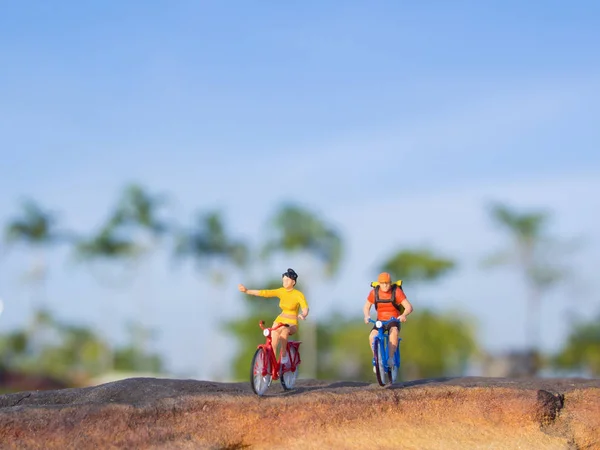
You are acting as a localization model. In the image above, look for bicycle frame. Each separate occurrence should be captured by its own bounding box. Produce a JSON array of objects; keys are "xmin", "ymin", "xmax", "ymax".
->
[
  {"xmin": 257, "ymin": 320, "xmax": 301, "ymax": 380},
  {"xmin": 369, "ymin": 317, "xmax": 401, "ymax": 378}
]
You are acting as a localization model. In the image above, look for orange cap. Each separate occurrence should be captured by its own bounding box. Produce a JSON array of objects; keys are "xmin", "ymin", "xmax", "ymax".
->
[{"xmin": 377, "ymin": 272, "xmax": 391, "ymax": 283}]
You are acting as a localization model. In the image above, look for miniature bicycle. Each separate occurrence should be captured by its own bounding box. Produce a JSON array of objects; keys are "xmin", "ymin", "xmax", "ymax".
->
[
  {"xmin": 368, "ymin": 317, "xmax": 401, "ymax": 386},
  {"xmin": 250, "ymin": 320, "xmax": 302, "ymax": 396}
]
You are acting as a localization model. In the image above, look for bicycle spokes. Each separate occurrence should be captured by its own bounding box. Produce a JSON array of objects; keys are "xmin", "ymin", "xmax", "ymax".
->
[{"xmin": 250, "ymin": 348, "xmax": 272, "ymax": 396}]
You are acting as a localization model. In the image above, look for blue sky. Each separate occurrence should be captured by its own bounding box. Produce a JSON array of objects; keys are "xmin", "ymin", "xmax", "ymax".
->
[{"xmin": 1, "ymin": 1, "xmax": 599, "ymax": 379}]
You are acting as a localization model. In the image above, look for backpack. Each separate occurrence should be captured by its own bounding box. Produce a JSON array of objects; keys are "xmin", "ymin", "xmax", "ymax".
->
[{"xmin": 370, "ymin": 280, "xmax": 405, "ymax": 314}]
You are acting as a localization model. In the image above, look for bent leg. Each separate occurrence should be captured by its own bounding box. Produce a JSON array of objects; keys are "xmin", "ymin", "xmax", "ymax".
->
[
  {"xmin": 271, "ymin": 326, "xmax": 282, "ymax": 360},
  {"xmin": 369, "ymin": 329, "xmax": 378, "ymax": 355},
  {"xmin": 388, "ymin": 326, "xmax": 399, "ymax": 363},
  {"xmin": 278, "ymin": 326, "xmax": 291, "ymax": 360}
]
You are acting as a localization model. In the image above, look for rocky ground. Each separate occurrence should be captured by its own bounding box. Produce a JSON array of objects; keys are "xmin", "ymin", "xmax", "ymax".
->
[{"xmin": 0, "ymin": 376, "xmax": 598, "ymax": 449}]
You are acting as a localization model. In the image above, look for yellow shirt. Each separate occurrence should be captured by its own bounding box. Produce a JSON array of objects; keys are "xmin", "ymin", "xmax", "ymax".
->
[{"xmin": 258, "ymin": 287, "xmax": 308, "ymax": 326}]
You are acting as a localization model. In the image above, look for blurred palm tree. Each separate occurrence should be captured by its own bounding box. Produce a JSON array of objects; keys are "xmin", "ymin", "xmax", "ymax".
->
[
  {"xmin": 262, "ymin": 204, "xmax": 342, "ymax": 277},
  {"xmin": 111, "ymin": 184, "xmax": 170, "ymax": 238},
  {"xmin": 3, "ymin": 199, "xmax": 73, "ymax": 356},
  {"xmin": 74, "ymin": 183, "xmax": 168, "ymax": 373},
  {"xmin": 482, "ymin": 202, "xmax": 578, "ymax": 375},
  {"xmin": 380, "ymin": 248, "xmax": 456, "ymax": 298},
  {"xmin": 261, "ymin": 203, "xmax": 343, "ymax": 379},
  {"xmin": 174, "ymin": 210, "xmax": 248, "ymax": 283},
  {"xmin": 174, "ymin": 209, "xmax": 248, "ymax": 379},
  {"xmin": 4, "ymin": 199, "xmax": 71, "ymax": 310}
]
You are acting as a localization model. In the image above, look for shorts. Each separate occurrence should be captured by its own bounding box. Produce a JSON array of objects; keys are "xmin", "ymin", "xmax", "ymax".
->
[{"xmin": 371, "ymin": 321, "xmax": 400, "ymax": 333}]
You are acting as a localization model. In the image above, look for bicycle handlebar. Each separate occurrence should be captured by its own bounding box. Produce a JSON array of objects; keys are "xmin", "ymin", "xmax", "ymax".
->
[{"xmin": 368, "ymin": 317, "xmax": 400, "ymax": 326}]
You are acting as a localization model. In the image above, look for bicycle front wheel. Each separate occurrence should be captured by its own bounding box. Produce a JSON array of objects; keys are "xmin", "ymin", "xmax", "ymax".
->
[
  {"xmin": 390, "ymin": 353, "xmax": 399, "ymax": 384},
  {"xmin": 373, "ymin": 338, "xmax": 388, "ymax": 386},
  {"xmin": 250, "ymin": 348, "xmax": 272, "ymax": 396}
]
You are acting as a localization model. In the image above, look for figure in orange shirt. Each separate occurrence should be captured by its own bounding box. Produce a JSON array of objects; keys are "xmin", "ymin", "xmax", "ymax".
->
[{"xmin": 363, "ymin": 272, "xmax": 413, "ymax": 371}]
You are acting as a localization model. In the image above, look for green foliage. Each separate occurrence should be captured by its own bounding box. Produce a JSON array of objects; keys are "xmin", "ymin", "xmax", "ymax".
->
[
  {"xmin": 113, "ymin": 346, "xmax": 163, "ymax": 373},
  {"xmin": 316, "ymin": 309, "xmax": 478, "ymax": 381},
  {"xmin": 489, "ymin": 203, "xmax": 549, "ymax": 244},
  {"xmin": 4, "ymin": 200, "xmax": 62, "ymax": 246},
  {"xmin": 400, "ymin": 308, "xmax": 478, "ymax": 378},
  {"xmin": 262, "ymin": 203, "xmax": 343, "ymax": 277},
  {"xmin": 112, "ymin": 183, "xmax": 170, "ymax": 235},
  {"xmin": 175, "ymin": 210, "xmax": 248, "ymax": 273},
  {"xmin": 552, "ymin": 313, "xmax": 600, "ymax": 376},
  {"xmin": 74, "ymin": 184, "xmax": 168, "ymax": 261},
  {"xmin": 316, "ymin": 314, "xmax": 374, "ymax": 381},
  {"xmin": 0, "ymin": 310, "xmax": 164, "ymax": 383},
  {"xmin": 380, "ymin": 248, "xmax": 456, "ymax": 284},
  {"xmin": 75, "ymin": 225, "xmax": 141, "ymax": 260}
]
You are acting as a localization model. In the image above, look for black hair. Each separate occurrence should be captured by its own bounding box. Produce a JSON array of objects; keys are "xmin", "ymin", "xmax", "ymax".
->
[{"xmin": 282, "ymin": 268, "xmax": 298, "ymax": 281}]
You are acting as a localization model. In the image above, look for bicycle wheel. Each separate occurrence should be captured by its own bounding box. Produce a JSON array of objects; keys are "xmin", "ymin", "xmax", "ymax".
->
[
  {"xmin": 250, "ymin": 348, "xmax": 272, "ymax": 396},
  {"xmin": 373, "ymin": 338, "xmax": 388, "ymax": 386},
  {"xmin": 390, "ymin": 351, "xmax": 399, "ymax": 384},
  {"xmin": 281, "ymin": 345, "xmax": 299, "ymax": 390}
]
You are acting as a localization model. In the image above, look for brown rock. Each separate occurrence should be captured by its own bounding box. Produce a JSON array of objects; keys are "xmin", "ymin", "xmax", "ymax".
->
[{"xmin": 0, "ymin": 376, "xmax": 598, "ymax": 449}]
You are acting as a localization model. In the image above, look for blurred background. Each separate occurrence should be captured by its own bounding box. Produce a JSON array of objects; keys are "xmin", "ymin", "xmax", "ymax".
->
[{"xmin": 1, "ymin": 1, "xmax": 599, "ymax": 393}]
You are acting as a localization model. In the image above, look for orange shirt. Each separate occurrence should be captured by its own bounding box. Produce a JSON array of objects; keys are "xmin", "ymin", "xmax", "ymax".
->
[{"xmin": 367, "ymin": 286, "xmax": 407, "ymax": 321}]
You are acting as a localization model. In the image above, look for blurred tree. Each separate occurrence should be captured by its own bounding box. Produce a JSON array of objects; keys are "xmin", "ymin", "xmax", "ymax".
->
[
  {"xmin": 318, "ymin": 309, "xmax": 478, "ymax": 381},
  {"xmin": 3, "ymin": 199, "xmax": 72, "ymax": 358},
  {"xmin": 113, "ymin": 322, "xmax": 164, "ymax": 373},
  {"xmin": 552, "ymin": 312, "xmax": 600, "ymax": 376},
  {"xmin": 174, "ymin": 210, "xmax": 248, "ymax": 283},
  {"xmin": 262, "ymin": 204, "xmax": 342, "ymax": 277},
  {"xmin": 380, "ymin": 248, "xmax": 456, "ymax": 299},
  {"xmin": 0, "ymin": 310, "xmax": 163, "ymax": 385},
  {"xmin": 108, "ymin": 183, "xmax": 170, "ymax": 371},
  {"xmin": 380, "ymin": 248, "xmax": 455, "ymax": 284},
  {"xmin": 174, "ymin": 209, "xmax": 248, "ymax": 378},
  {"xmin": 482, "ymin": 202, "xmax": 576, "ymax": 374},
  {"xmin": 74, "ymin": 183, "xmax": 168, "ymax": 373},
  {"xmin": 75, "ymin": 183, "xmax": 168, "ymax": 281},
  {"xmin": 261, "ymin": 203, "xmax": 343, "ymax": 378},
  {"xmin": 4, "ymin": 199, "xmax": 70, "ymax": 313},
  {"xmin": 111, "ymin": 184, "xmax": 170, "ymax": 237}
]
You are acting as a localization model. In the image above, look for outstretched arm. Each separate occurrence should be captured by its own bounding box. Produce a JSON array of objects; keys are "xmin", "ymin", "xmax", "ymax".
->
[{"xmin": 238, "ymin": 284, "xmax": 278, "ymax": 297}]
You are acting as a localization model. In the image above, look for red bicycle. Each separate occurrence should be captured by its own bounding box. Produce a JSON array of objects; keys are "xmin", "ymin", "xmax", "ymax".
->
[{"xmin": 250, "ymin": 320, "xmax": 302, "ymax": 396}]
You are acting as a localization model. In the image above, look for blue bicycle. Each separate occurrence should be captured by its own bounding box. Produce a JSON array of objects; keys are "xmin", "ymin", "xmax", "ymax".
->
[{"xmin": 368, "ymin": 317, "xmax": 401, "ymax": 386}]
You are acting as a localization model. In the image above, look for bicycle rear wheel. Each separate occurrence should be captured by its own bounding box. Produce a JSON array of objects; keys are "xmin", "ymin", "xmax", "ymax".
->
[
  {"xmin": 281, "ymin": 345, "xmax": 299, "ymax": 390},
  {"xmin": 373, "ymin": 338, "xmax": 388, "ymax": 386},
  {"xmin": 250, "ymin": 348, "xmax": 272, "ymax": 396}
]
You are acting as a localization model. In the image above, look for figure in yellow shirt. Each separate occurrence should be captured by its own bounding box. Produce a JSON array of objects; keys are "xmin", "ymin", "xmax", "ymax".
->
[{"xmin": 238, "ymin": 268, "xmax": 309, "ymax": 366}]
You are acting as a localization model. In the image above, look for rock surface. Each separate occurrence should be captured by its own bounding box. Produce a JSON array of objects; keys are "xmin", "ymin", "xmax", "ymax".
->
[{"xmin": 0, "ymin": 376, "xmax": 599, "ymax": 449}]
